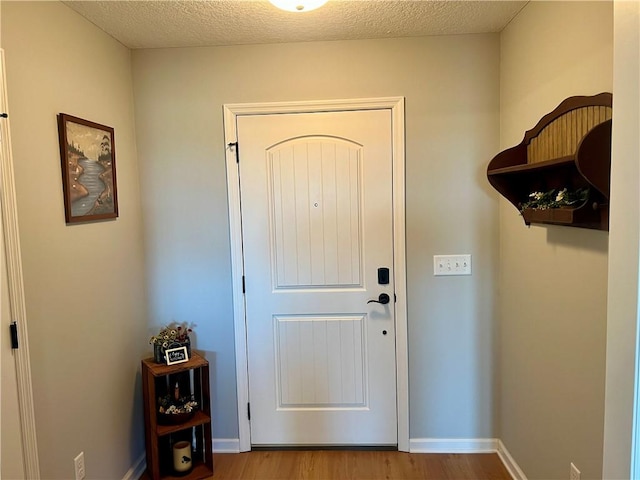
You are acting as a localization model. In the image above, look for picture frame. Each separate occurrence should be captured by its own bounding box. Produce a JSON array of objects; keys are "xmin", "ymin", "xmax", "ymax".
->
[
  {"xmin": 57, "ymin": 113, "xmax": 118, "ymax": 224},
  {"xmin": 165, "ymin": 346, "xmax": 189, "ymax": 365}
]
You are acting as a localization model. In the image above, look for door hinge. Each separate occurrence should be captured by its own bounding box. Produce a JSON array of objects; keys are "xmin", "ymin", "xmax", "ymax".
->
[
  {"xmin": 242, "ymin": 275, "xmax": 246, "ymax": 294},
  {"xmin": 394, "ymin": 293, "xmax": 397, "ymax": 303},
  {"xmin": 247, "ymin": 402, "xmax": 251, "ymax": 421},
  {"xmin": 10, "ymin": 322, "xmax": 18, "ymax": 349},
  {"xmin": 0, "ymin": 113, "xmax": 8, "ymax": 118},
  {"xmin": 228, "ymin": 142, "xmax": 239, "ymax": 163}
]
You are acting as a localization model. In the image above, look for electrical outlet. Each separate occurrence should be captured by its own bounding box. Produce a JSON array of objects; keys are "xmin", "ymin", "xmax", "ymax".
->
[
  {"xmin": 74, "ymin": 452, "xmax": 85, "ymax": 480},
  {"xmin": 570, "ymin": 462, "xmax": 581, "ymax": 480},
  {"xmin": 433, "ymin": 254, "xmax": 472, "ymax": 276}
]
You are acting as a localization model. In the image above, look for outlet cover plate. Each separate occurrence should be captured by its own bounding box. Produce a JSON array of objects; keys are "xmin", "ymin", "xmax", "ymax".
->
[
  {"xmin": 570, "ymin": 462, "xmax": 581, "ymax": 480},
  {"xmin": 74, "ymin": 452, "xmax": 85, "ymax": 480},
  {"xmin": 433, "ymin": 254, "xmax": 472, "ymax": 276}
]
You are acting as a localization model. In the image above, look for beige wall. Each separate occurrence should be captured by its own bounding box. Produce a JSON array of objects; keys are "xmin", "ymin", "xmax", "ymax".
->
[
  {"xmin": 2, "ymin": 2, "xmax": 147, "ymax": 478},
  {"xmin": 5, "ymin": 1, "xmax": 625, "ymax": 475},
  {"xmin": 499, "ymin": 2, "xmax": 613, "ymax": 479},
  {"xmin": 132, "ymin": 35, "xmax": 501, "ymax": 440}
]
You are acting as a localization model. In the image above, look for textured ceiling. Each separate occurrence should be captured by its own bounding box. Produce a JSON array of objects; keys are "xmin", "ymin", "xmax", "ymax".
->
[{"xmin": 63, "ymin": 0, "xmax": 528, "ymax": 49}]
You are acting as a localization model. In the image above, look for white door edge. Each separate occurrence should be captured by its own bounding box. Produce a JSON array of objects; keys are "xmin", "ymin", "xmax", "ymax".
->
[
  {"xmin": 0, "ymin": 49, "xmax": 41, "ymax": 478},
  {"xmin": 223, "ymin": 97, "xmax": 408, "ymax": 453}
]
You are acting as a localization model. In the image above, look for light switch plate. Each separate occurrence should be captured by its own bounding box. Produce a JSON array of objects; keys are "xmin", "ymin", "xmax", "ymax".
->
[{"xmin": 433, "ymin": 254, "xmax": 472, "ymax": 276}]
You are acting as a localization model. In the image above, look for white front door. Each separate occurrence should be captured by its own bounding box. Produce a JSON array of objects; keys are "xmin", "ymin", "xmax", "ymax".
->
[{"xmin": 238, "ymin": 109, "xmax": 397, "ymax": 446}]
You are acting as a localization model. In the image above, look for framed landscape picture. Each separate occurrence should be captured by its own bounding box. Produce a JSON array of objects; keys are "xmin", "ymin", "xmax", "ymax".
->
[{"xmin": 57, "ymin": 114, "xmax": 118, "ymax": 224}]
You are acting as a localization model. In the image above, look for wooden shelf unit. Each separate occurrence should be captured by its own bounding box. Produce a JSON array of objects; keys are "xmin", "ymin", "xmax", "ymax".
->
[
  {"xmin": 487, "ymin": 93, "xmax": 612, "ymax": 230},
  {"xmin": 141, "ymin": 352, "xmax": 213, "ymax": 480}
]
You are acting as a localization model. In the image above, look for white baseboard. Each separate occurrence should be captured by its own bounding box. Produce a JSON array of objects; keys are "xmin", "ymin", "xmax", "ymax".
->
[
  {"xmin": 409, "ymin": 437, "xmax": 499, "ymax": 453},
  {"xmin": 496, "ymin": 439, "xmax": 528, "ymax": 480},
  {"xmin": 122, "ymin": 452, "xmax": 146, "ymax": 480},
  {"xmin": 214, "ymin": 438, "xmax": 241, "ymax": 453},
  {"xmin": 409, "ymin": 438, "xmax": 526, "ymax": 480},
  {"xmin": 125, "ymin": 437, "xmax": 524, "ymax": 480}
]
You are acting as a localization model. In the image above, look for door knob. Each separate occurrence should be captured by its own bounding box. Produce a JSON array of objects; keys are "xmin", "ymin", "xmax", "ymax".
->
[{"xmin": 367, "ymin": 293, "xmax": 390, "ymax": 305}]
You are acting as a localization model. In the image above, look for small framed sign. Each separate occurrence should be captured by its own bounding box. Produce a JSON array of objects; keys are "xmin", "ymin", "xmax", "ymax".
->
[{"xmin": 165, "ymin": 346, "xmax": 189, "ymax": 365}]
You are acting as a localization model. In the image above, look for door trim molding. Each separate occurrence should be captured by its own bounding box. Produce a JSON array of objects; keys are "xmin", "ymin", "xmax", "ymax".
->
[
  {"xmin": 0, "ymin": 49, "xmax": 40, "ymax": 478},
  {"xmin": 223, "ymin": 97, "xmax": 408, "ymax": 452}
]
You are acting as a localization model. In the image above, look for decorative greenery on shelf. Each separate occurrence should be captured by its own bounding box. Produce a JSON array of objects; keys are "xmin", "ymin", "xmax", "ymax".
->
[
  {"xmin": 158, "ymin": 394, "xmax": 198, "ymax": 415},
  {"xmin": 158, "ymin": 382, "xmax": 198, "ymax": 415},
  {"xmin": 519, "ymin": 187, "xmax": 589, "ymax": 213}
]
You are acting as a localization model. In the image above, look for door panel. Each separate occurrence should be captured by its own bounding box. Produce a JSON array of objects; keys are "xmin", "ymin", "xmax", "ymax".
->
[
  {"xmin": 275, "ymin": 315, "xmax": 366, "ymax": 408},
  {"xmin": 269, "ymin": 137, "xmax": 362, "ymax": 289},
  {"xmin": 238, "ymin": 109, "xmax": 396, "ymax": 446}
]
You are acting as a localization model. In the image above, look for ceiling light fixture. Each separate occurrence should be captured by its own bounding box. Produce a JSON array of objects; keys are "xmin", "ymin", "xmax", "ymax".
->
[{"xmin": 268, "ymin": 0, "xmax": 328, "ymax": 13}]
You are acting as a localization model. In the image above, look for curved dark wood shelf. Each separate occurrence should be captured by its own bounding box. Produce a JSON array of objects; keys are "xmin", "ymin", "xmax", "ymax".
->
[
  {"xmin": 487, "ymin": 156, "xmax": 574, "ymax": 176},
  {"xmin": 487, "ymin": 93, "xmax": 612, "ymax": 231},
  {"xmin": 521, "ymin": 204, "xmax": 607, "ymax": 231}
]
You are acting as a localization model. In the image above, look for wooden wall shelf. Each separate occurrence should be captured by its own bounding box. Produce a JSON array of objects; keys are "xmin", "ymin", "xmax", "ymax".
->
[{"xmin": 487, "ymin": 93, "xmax": 612, "ymax": 231}]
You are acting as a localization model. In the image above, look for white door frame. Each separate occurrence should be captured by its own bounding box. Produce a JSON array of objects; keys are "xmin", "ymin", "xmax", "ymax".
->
[
  {"xmin": 0, "ymin": 49, "xmax": 40, "ymax": 478},
  {"xmin": 223, "ymin": 97, "xmax": 408, "ymax": 452}
]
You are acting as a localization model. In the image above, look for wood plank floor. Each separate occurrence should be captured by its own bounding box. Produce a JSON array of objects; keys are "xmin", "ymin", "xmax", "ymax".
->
[{"xmin": 210, "ymin": 451, "xmax": 512, "ymax": 479}]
